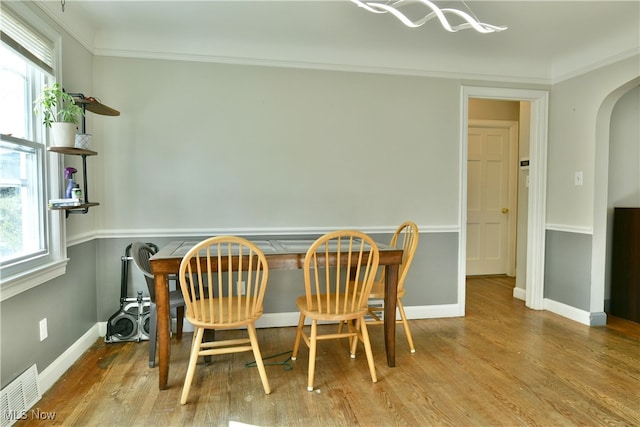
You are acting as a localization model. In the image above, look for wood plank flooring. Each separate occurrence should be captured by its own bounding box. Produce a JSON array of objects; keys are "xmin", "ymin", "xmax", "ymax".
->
[{"xmin": 18, "ymin": 276, "xmax": 640, "ymax": 426}]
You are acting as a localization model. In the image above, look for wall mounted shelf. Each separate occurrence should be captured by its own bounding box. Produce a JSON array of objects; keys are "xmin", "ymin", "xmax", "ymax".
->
[
  {"xmin": 48, "ymin": 147, "xmax": 98, "ymax": 215},
  {"xmin": 47, "ymin": 93, "xmax": 119, "ymax": 217}
]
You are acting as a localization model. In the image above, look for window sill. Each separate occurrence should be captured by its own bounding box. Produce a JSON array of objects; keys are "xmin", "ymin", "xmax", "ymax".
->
[{"xmin": 0, "ymin": 259, "xmax": 68, "ymax": 301}]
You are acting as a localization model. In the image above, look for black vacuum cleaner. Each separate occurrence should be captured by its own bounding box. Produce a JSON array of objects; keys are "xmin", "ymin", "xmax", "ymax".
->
[{"xmin": 104, "ymin": 243, "xmax": 157, "ymax": 343}]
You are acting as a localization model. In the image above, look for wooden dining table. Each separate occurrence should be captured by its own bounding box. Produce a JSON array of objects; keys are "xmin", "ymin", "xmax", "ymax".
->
[{"xmin": 150, "ymin": 238, "xmax": 403, "ymax": 390}]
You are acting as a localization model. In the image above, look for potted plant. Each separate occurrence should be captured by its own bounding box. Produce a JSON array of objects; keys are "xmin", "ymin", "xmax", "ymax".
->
[{"xmin": 33, "ymin": 83, "xmax": 84, "ymax": 147}]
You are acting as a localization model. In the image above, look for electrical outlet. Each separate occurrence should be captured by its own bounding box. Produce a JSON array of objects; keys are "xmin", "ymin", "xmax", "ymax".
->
[
  {"xmin": 574, "ymin": 171, "xmax": 583, "ymax": 186},
  {"xmin": 39, "ymin": 318, "xmax": 48, "ymax": 341},
  {"xmin": 239, "ymin": 280, "xmax": 246, "ymax": 296}
]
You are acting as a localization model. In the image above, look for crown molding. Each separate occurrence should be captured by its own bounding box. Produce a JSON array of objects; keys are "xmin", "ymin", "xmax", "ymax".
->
[
  {"xmin": 551, "ymin": 48, "xmax": 640, "ymax": 85},
  {"xmin": 93, "ymin": 47, "xmax": 552, "ymax": 85}
]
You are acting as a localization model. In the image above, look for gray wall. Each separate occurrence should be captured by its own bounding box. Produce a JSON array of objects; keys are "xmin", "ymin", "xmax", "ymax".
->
[
  {"xmin": 544, "ymin": 231, "xmax": 592, "ymax": 311},
  {"xmin": 1, "ymin": 242, "xmax": 97, "ymax": 389},
  {"xmin": 95, "ymin": 232, "xmax": 459, "ymax": 321}
]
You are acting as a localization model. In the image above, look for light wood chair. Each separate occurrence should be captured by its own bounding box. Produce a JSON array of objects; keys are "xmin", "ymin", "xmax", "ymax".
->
[
  {"xmin": 178, "ymin": 236, "xmax": 271, "ymax": 405},
  {"xmin": 366, "ymin": 221, "xmax": 419, "ymax": 353},
  {"xmin": 130, "ymin": 242, "xmax": 185, "ymax": 368},
  {"xmin": 291, "ymin": 230, "xmax": 380, "ymax": 391}
]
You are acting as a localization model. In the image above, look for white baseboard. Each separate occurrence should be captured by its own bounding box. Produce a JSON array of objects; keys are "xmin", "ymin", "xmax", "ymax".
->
[
  {"xmin": 97, "ymin": 304, "xmax": 463, "ymax": 336},
  {"xmin": 38, "ymin": 324, "xmax": 100, "ymax": 394},
  {"xmin": 404, "ymin": 304, "xmax": 463, "ymax": 319},
  {"xmin": 513, "ymin": 287, "xmax": 526, "ymax": 301},
  {"xmin": 544, "ymin": 298, "xmax": 592, "ymax": 326},
  {"xmin": 255, "ymin": 305, "xmax": 463, "ymax": 328},
  {"xmin": 97, "ymin": 321, "xmax": 107, "ymax": 336}
]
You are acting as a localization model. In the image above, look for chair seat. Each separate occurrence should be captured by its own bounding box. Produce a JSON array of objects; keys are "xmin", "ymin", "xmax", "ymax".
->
[
  {"xmin": 368, "ymin": 280, "xmax": 406, "ymax": 299},
  {"xmin": 296, "ymin": 295, "xmax": 368, "ymax": 322},
  {"xmin": 186, "ymin": 297, "xmax": 262, "ymax": 327}
]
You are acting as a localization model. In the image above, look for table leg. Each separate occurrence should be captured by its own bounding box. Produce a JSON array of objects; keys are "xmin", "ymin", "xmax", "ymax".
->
[
  {"xmin": 155, "ymin": 273, "xmax": 170, "ymax": 389},
  {"xmin": 384, "ymin": 264, "xmax": 398, "ymax": 367}
]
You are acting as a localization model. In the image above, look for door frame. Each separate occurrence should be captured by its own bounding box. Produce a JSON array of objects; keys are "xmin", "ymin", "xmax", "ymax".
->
[
  {"xmin": 459, "ymin": 86, "xmax": 549, "ymax": 313},
  {"xmin": 467, "ymin": 119, "xmax": 519, "ymax": 277}
]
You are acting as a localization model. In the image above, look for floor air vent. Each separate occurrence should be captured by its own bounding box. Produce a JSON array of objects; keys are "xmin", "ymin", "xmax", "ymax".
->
[{"xmin": 0, "ymin": 365, "xmax": 41, "ymax": 427}]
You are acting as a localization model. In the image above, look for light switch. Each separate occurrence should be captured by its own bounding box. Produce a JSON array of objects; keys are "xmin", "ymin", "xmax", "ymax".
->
[{"xmin": 574, "ymin": 171, "xmax": 583, "ymax": 186}]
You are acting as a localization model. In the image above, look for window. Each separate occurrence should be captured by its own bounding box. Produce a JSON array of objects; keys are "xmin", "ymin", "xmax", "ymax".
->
[{"xmin": 1, "ymin": 4, "xmax": 66, "ymax": 300}]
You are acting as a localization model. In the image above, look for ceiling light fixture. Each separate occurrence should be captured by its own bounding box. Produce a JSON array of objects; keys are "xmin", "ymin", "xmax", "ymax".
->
[{"xmin": 351, "ymin": 0, "xmax": 507, "ymax": 33}]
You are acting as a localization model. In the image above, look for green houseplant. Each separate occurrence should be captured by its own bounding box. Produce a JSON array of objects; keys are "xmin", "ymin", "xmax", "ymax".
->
[{"xmin": 34, "ymin": 83, "xmax": 84, "ymax": 147}]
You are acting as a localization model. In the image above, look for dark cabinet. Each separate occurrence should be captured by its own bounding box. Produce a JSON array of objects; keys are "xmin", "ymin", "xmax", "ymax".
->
[{"xmin": 610, "ymin": 207, "xmax": 640, "ymax": 323}]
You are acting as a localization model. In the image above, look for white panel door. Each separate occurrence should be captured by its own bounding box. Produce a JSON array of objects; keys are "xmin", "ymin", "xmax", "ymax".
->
[{"xmin": 467, "ymin": 126, "xmax": 511, "ymax": 275}]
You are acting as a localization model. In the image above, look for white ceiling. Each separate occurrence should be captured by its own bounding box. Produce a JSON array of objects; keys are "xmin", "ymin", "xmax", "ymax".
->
[{"xmin": 35, "ymin": 0, "xmax": 640, "ymax": 84}]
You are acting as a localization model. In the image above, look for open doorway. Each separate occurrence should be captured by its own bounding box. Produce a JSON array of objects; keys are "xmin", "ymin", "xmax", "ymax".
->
[
  {"xmin": 459, "ymin": 86, "xmax": 549, "ymax": 315},
  {"xmin": 466, "ymin": 100, "xmax": 521, "ymax": 278}
]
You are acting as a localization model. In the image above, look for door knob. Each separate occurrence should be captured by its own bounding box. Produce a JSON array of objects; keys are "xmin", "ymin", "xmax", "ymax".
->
[{"xmin": 502, "ymin": 208, "xmax": 509, "ymax": 214}]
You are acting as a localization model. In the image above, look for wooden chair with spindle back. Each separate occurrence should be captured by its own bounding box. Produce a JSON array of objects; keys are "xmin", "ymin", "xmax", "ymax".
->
[
  {"xmin": 178, "ymin": 236, "xmax": 271, "ymax": 405},
  {"xmin": 291, "ymin": 230, "xmax": 380, "ymax": 391},
  {"xmin": 365, "ymin": 221, "xmax": 419, "ymax": 353}
]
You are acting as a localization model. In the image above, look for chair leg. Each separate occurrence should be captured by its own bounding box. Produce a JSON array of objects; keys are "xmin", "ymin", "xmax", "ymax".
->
[
  {"xmin": 148, "ymin": 304, "xmax": 158, "ymax": 368},
  {"xmin": 359, "ymin": 319, "xmax": 377, "ymax": 383},
  {"xmin": 349, "ymin": 319, "xmax": 359, "ymax": 358},
  {"xmin": 337, "ymin": 319, "xmax": 350, "ymax": 335},
  {"xmin": 291, "ymin": 314, "xmax": 305, "ymax": 360},
  {"xmin": 397, "ymin": 300, "xmax": 415, "ymax": 353},
  {"xmin": 176, "ymin": 306, "xmax": 184, "ymax": 340},
  {"xmin": 307, "ymin": 320, "xmax": 318, "ymax": 392},
  {"xmin": 181, "ymin": 327, "xmax": 204, "ymax": 405},
  {"xmin": 247, "ymin": 324, "xmax": 271, "ymax": 395},
  {"xmin": 202, "ymin": 329, "xmax": 216, "ymax": 364}
]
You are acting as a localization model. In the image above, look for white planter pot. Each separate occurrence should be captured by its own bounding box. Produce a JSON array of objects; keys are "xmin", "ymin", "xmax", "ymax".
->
[
  {"xmin": 50, "ymin": 122, "xmax": 77, "ymax": 147},
  {"xmin": 75, "ymin": 133, "xmax": 92, "ymax": 150}
]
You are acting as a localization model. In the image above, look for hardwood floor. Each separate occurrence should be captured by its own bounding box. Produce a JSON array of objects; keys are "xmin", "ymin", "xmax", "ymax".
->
[{"xmin": 19, "ymin": 277, "xmax": 640, "ymax": 426}]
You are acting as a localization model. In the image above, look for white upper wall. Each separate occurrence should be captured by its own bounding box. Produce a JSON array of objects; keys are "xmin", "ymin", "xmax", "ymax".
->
[
  {"xmin": 92, "ymin": 57, "xmax": 462, "ymax": 233},
  {"xmin": 608, "ymin": 87, "xmax": 640, "ymax": 208},
  {"xmin": 547, "ymin": 55, "xmax": 640, "ymax": 230}
]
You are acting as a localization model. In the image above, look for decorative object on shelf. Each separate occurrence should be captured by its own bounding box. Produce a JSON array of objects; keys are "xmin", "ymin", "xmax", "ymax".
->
[
  {"xmin": 71, "ymin": 185, "xmax": 83, "ymax": 203},
  {"xmin": 75, "ymin": 133, "xmax": 92, "ymax": 149},
  {"xmin": 33, "ymin": 83, "xmax": 84, "ymax": 147},
  {"xmin": 64, "ymin": 166, "xmax": 77, "ymax": 198},
  {"xmin": 49, "ymin": 198, "xmax": 81, "ymax": 208},
  {"xmin": 351, "ymin": 0, "xmax": 507, "ymax": 33},
  {"xmin": 69, "ymin": 93, "xmax": 120, "ymax": 151}
]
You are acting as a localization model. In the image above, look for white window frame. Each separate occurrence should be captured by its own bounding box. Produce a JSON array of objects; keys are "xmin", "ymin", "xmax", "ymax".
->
[{"xmin": 1, "ymin": 2, "xmax": 67, "ymax": 301}]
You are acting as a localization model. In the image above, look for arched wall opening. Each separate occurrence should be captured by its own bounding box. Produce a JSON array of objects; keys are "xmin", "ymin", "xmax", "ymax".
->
[{"xmin": 592, "ymin": 76, "xmax": 640, "ymax": 320}]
